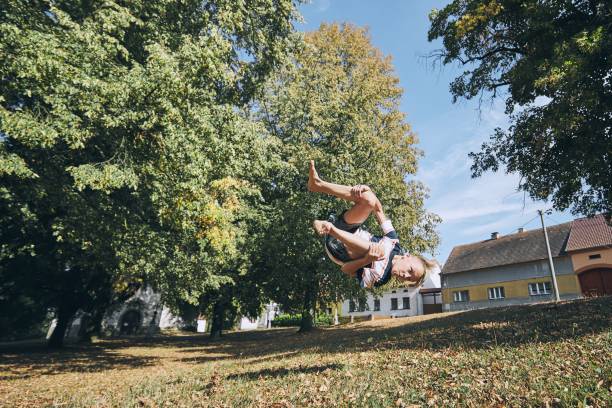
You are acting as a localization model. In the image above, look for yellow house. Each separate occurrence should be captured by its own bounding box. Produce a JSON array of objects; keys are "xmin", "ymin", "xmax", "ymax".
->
[{"xmin": 441, "ymin": 215, "xmax": 611, "ymax": 311}]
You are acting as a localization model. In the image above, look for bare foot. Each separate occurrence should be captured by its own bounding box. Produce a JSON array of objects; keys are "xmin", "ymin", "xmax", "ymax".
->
[
  {"xmin": 307, "ymin": 160, "xmax": 322, "ymax": 192},
  {"xmin": 313, "ymin": 220, "xmax": 333, "ymax": 236}
]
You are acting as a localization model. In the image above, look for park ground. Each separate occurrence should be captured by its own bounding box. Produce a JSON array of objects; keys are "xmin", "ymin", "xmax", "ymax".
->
[{"xmin": 0, "ymin": 297, "xmax": 610, "ymax": 408}]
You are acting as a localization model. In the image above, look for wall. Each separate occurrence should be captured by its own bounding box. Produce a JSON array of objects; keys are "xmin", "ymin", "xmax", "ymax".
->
[
  {"xmin": 158, "ymin": 306, "xmax": 183, "ymax": 330},
  {"xmin": 442, "ymin": 274, "xmax": 581, "ymax": 312},
  {"xmin": 442, "ymin": 274, "xmax": 580, "ymax": 302},
  {"xmin": 570, "ymin": 247, "xmax": 612, "ymax": 274},
  {"xmin": 341, "ymin": 268, "xmax": 442, "ymax": 319},
  {"xmin": 101, "ymin": 286, "xmax": 163, "ymax": 336},
  {"xmin": 443, "ymin": 292, "xmax": 581, "ymax": 312},
  {"xmin": 443, "ymin": 257, "xmax": 574, "ymax": 289},
  {"xmin": 341, "ymin": 287, "xmax": 421, "ymax": 318},
  {"xmin": 441, "ymin": 257, "xmax": 583, "ymax": 311}
]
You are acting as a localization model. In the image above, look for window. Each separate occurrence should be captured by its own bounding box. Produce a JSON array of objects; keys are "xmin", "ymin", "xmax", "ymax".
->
[
  {"xmin": 402, "ymin": 297, "xmax": 410, "ymax": 310},
  {"xmin": 403, "ymin": 289, "xmax": 409, "ymax": 293},
  {"xmin": 391, "ymin": 290, "xmax": 397, "ymax": 294},
  {"xmin": 358, "ymin": 299, "xmax": 369, "ymax": 312},
  {"xmin": 488, "ymin": 287, "xmax": 505, "ymax": 300},
  {"xmin": 391, "ymin": 298, "xmax": 398, "ymax": 310},
  {"xmin": 589, "ymin": 254, "xmax": 601, "ymax": 260},
  {"xmin": 453, "ymin": 290, "xmax": 469, "ymax": 302},
  {"xmin": 373, "ymin": 299, "xmax": 380, "ymax": 311},
  {"xmin": 529, "ymin": 282, "xmax": 552, "ymax": 296},
  {"xmin": 349, "ymin": 300, "xmax": 356, "ymax": 313}
]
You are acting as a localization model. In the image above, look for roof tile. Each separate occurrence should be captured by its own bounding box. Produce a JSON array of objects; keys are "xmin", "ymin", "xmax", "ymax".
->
[
  {"xmin": 442, "ymin": 222, "xmax": 572, "ymax": 275},
  {"xmin": 566, "ymin": 215, "xmax": 612, "ymax": 252}
]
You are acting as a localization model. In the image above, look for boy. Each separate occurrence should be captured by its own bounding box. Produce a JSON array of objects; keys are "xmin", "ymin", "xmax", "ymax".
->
[{"xmin": 308, "ymin": 161, "xmax": 439, "ymax": 289}]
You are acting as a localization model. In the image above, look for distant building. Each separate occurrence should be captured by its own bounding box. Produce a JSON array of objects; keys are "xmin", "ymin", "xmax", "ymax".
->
[
  {"xmin": 340, "ymin": 268, "xmax": 442, "ymax": 319},
  {"xmin": 237, "ymin": 303, "xmax": 279, "ymax": 331},
  {"xmin": 565, "ymin": 215, "xmax": 612, "ymax": 296},
  {"xmin": 100, "ymin": 286, "xmax": 277, "ymax": 335},
  {"xmin": 442, "ymin": 215, "xmax": 611, "ymax": 311},
  {"xmin": 101, "ymin": 286, "xmax": 172, "ymax": 336}
]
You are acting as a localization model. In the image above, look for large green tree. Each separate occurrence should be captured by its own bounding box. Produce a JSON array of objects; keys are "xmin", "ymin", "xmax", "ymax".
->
[
  {"xmin": 0, "ymin": 0, "xmax": 299, "ymax": 346},
  {"xmin": 428, "ymin": 0, "xmax": 611, "ymax": 216},
  {"xmin": 258, "ymin": 23, "xmax": 440, "ymax": 331}
]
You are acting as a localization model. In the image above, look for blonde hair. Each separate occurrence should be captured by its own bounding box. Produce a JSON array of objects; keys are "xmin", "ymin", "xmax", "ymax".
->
[
  {"xmin": 389, "ymin": 255, "xmax": 440, "ymax": 288},
  {"xmin": 412, "ymin": 255, "xmax": 440, "ymax": 288}
]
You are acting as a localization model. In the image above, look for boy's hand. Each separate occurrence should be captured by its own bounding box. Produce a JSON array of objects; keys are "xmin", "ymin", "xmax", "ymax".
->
[
  {"xmin": 366, "ymin": 243, "xmax": 385, "ymax": 262},
  {"xmin": 351, "ymin": 184, "xmax": 371, "ymax": 199}
]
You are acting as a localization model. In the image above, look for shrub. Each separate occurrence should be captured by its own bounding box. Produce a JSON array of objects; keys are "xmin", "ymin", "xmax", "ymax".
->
[
  {"xmin": 271, "ymin": 313, "xmax": 301, "ymax": 327},
  {"xmin": 315, "ymin": 314, "xmax": 333, "ymax": 326},
  {"xmin": 271, "ymin": 313, "xmax": 334, "ymax": 327}
]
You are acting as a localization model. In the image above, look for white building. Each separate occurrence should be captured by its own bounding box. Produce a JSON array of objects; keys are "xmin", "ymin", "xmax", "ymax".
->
[
  {"xmin": 341, "ymin": 268, "xmax": 442, "ymax": 319},
  {"xmin": 238, "ymin": 303, "xmax": 278, "ymax": 330}
]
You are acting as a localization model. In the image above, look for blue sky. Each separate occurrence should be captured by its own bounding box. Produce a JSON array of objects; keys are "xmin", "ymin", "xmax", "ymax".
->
[{"xmin": 299, "ymin": 0, "xmax": 574, "ymax": 263}]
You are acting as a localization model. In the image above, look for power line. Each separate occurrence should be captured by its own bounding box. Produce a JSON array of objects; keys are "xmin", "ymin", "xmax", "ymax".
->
[
  {"xmin": 496, "ymin": 211, "xmax": 540, "ymax": 238},
  {"xmin": 545, "ymin": 215, "xmax": 564, "ymax": 226}
]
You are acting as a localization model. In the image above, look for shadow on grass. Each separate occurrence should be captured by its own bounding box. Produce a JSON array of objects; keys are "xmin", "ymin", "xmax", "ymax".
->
[
  {"xmin": 176, "ymin": 349, "xmax": 302, "ymax": 365},
  {"xmin": 226, "ymin": 362, "xmax": 343, "ymax": 381},
  {"xmin": 172, "ymin": 296, "xmax": 612, "ymax": 362},
  {"xmin": 1, "ymin": 297, "xmax": 610, "ymax": 378},
  {"xmin": 0, "ymin": 343, "xmax": 159, "ymax": 380}
]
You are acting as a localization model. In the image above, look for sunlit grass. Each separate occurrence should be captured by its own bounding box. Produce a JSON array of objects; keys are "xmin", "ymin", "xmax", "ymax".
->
[{"xmin": 1, "ymin": 297, "xmax": 610, "ymax": 407}]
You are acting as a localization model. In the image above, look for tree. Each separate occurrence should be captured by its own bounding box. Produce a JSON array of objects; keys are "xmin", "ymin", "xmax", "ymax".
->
[
  {"xmin": 428, "ymin": 0, "xmax": 612, "ymax": 216},
  {"xmin": 258, "ymin": 23, "xmax": 440, "ymax": 331},
  {"xmin": 0, "ymin": 0, "xmax": 299, "ymax": 346}
]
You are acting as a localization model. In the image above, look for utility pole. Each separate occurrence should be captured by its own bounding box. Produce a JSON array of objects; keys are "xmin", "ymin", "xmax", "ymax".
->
[{"xmin": 538, "ymin": 210, "xmax": 561, "ymax": 302}]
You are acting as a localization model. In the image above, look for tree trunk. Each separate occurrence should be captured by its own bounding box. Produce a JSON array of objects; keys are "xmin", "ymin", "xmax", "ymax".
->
[
  {"xmin": 83, "ymin": 308, "xmax": 106, "ymax": 342},
  {"xmin": 298, "ymin": 284, "xmax": 315, "ymax": 333},
  {"xmin": 47, "ymin": 306, "xmax": 75, "ymax": 348},
  {"xmin": 209, "ymin": 299, "xmax": 225, "ymax": 339}
]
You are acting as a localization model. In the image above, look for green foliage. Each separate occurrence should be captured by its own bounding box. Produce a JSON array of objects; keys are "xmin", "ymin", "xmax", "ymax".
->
[
  {"xmin": 258, "ymin": 23, "xmax": 440, "ymax": 328},
  {"xmin": 0, "ymin": 0, "xmax": 300, "ymax": 343},
  {"xmin": 271, "ymin": 313, "xmax": 302, "ymax": 327},
  {"xmin": 271, "ymin": 313, "xmax": 333, "ymax": 327},
  {"xmin": 314, "ymin": 313, "xmax": 333, "ymax": 326},
  {"xmin": 428, "ymin": 0, "xmax": 612, "ymax": 215}
]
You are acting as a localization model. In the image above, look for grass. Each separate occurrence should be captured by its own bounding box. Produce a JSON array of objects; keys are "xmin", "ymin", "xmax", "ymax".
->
[{"xmin": 1, "ymin": 297, "xmax": 610, "ymax": 408}]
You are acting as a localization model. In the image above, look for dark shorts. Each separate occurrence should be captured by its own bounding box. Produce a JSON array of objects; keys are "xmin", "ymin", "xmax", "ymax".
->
[{"xmin": 324, "ymin": 211, "xmax": 364, "ymax": 264}]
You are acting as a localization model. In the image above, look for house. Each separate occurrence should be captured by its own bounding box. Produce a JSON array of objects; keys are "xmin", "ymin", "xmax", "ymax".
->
[
  {"xmin": 566, "ymin": 215, "xmax": 612, "ymax": 296},
  {"xmin": 237, "ymin": 303, "xmax": 279, "ymax": 330},
  {"xmin": 441, "ymin": 215, "xmax": 611, "ymax": 311},
  {"xmin": 340, "ymin": 268, "xmax": 442, "ymax": 319},
  {"xmin": 101, "ymin": 286, "xmax": 179, "ymax": 336}
]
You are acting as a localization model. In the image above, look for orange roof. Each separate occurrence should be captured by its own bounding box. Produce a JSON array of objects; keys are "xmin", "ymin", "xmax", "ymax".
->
[{"xmin": 566, "ymin": 215, "xmax": 612, "ymax": 252}]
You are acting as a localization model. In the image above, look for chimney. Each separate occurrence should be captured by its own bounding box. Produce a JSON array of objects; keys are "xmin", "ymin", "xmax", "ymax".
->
[
  {"xmin": 517, "ymin": 227, "xmax": 524, "ymax": 233},
  {"xmin": 491, "ymin": 232, "xmax": 499, "ymax": 240}
]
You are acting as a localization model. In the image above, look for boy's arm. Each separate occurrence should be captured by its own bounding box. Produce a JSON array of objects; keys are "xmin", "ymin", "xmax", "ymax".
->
[
  {"xmin": 341, "ymin": 256, "xmax": 373, "ymax": 277},
  {"xmin": 341, "ymin": 243, "xmax": 384, "ymax": 276}
]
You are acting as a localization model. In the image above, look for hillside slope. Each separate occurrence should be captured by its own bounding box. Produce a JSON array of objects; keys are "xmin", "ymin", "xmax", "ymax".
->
[{"xmin": 1, "ymin": 297, "xmax": 610, "ymax": 407}]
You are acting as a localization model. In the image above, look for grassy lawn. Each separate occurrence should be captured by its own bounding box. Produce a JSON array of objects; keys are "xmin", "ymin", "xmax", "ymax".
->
[{"xmin": 1, "ymin": 297, "xmax": 610, "ymax": 408}]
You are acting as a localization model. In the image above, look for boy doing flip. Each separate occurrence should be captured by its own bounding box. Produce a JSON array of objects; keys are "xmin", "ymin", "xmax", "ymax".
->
[{"xmin": 308, "ymin": 161, "xmax": 439, "ymax": 289}]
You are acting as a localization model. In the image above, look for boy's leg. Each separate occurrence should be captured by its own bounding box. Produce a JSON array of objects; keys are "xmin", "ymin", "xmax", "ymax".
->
[
  {"xmin": 313, "ymin": 220, "xmax": 370, "ymax": 259},
  {"xmin": 308, "ymin": 160, "xmax": 385, "ymax": 225},
  {"xmin": 308, "ymin": 160, "xmax": 353, "ymax": 200}
]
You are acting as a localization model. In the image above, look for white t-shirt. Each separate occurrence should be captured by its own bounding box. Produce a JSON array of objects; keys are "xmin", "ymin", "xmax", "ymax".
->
[{"xmin": 358, "ymin": 219, "xmax": 400, "ymax": 288}]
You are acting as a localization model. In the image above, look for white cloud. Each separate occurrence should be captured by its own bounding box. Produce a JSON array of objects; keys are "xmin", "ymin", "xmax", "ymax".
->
[
  {"xmin": 417, "ymin": 140, "xmax": 476, "ymax": 188},
  {"xmin": 427, "ymin": 162, "xmax": 530, "ymax": 222},
  {"xmin": 312, "ymin": 0, "xmax": 331, "ymax": 12}
]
